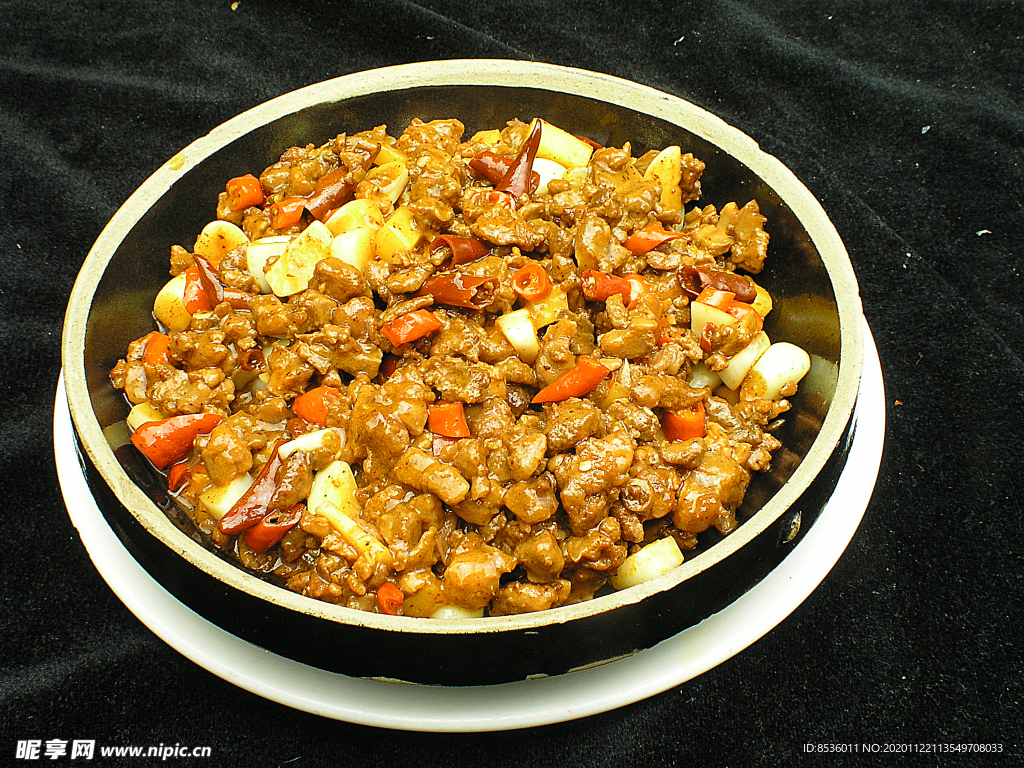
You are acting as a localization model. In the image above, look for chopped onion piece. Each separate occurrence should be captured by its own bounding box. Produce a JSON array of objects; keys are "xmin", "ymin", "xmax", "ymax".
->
[{"xmin": 610, "ymin": 537, "xmax": 685, "ymax": 590}]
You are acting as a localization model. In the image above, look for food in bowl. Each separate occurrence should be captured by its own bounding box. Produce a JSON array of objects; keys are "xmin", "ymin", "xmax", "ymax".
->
[{"xmin": 109, "ymin": 115, "xmax": 811, "ymax": 619}]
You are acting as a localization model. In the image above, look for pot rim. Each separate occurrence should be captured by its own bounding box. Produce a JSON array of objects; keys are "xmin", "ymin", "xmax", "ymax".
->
[{"xmin": 62, "ymin": 59, "xmax": 864, "ymax": 637}]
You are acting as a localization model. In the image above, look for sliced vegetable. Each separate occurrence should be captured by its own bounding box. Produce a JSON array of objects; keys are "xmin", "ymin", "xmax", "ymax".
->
[
  {"xmin": 529, "ymin": 118, "xmax": 594, "ymax": 168},
  {"xmin": 690, "ymin": 299, "xmax": 738, "ymax": 338},
  {"xmin": 428, "ymin": 402, "xmax": 471, "ymax": 438},
  {"xmin": 512, "ymin": 263, "xmax": 552, "ymax": 301},
  {"xmin": 292, "ymin": 386, "xmax": 339, "ymax": 426},
  {"xmin": 642, "ymin": 145, "xmax": 684, "ymax": 212},
  {"xmin": 329, "ymin": 227, "xmax": 375, "ymax": 273},
  {"xmin": 532, "ymin": 357, "xmax": 611, "ymax": 404},
  {"xmin": 380, "ymin": 309, "xmax": 442, "ymax": 347},
  {"xmin": 130, "ymin": 412, "xmax": 223, "ymax": 469},
  {"xmin": 263, "ymin": 220, "xmax": 333, "ymax": 297},
  {"xmin": 663, "ymin": 401, "xmax": 706, "ymax": 442},
  {"xmin": 317, "ymin": 499, "xmax": 394, "ymax": 568},
  {"xmin": 325, "ymin": 198, "xmax": 385, "ymax": 236},
  {"xmin": 153, "ymin": 272, "xmax": 192, "ymax": 332},
  {"xmin": 749, "ymin": 282, "xmax": 773, "ymax": 319},
  {"xmin": 200, "ymin": 472, "xmax": 254, "ymax": 520},
  {"xmin": 244, "ymin": 503, "xmax": 303, "ymax": 555},
  {"xmin": 218, "ymin": 443, "xmax": 283, "ymax": 534},
  {"xmin": 417, "ymin": 273, "xmax": 498, "ymax": 309},
  {"xmin": 609, "ymin": 536, "xmax": 685, "ymax": 590},
  {"xmin": 126, "ymin": 401, "xmax": 165, "ymax": 431},
  {"xmin": 376, "ymin": 582, "xmax": 405, "ymax": 615},
  {"xmin": 740, "ymin": 342, "xmax": 811, "ymax": 401},
  {"xmin": 496, "ymin": 308, "xmax": 541, "ymax": 362},
  {"xmin": 308, "ymin": 460, "xmax": 360, "ymax": 518},
  {"xmin": 224, "ymin": 174, "xmax": 264, "ymax": 212},
  {"xmin": 374, "ymin": 205, "xmax": 423, "ymax": 261},
  {"xmin": 526, "ymin": 285, "xmax": 568, "ymax": 328},
  {"xmin": 278, "ymin": 427, "xmax": 342, "ymax": 460},
  {"xmin": 269, "ymin": 197, "xmax": 306, "ymax": 230},
  {"xmin": 360, "ymin": 161, "xmax": 410, "ymax": 207},
  {"xmin": 718, "ymin": 331, "xmax": 771, "ymax": 390},
  {"xmin": 623, "ymin": 222, "xmax": 684, "ymax": 255},
  {"xmin": 688, "ymin": 361, "xmax": 721, "ymax": 390},
  {"xmin": 531, "ymin": 157, "xmax": 566, "ymax": 195},
  {"xmin": 193, "ymin": 220, "xmax": 249, "ymax": 267},
  {"xmin": 245, "ymin": 235, "xmax": 290, "ymax": 294},
  {"xmin": 140, "ymin": 331, "xmax": 171, "ymax": 366}
]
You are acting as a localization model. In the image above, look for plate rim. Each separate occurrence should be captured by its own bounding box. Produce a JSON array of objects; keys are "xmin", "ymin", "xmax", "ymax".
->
[{"xmin": 53, "ymin": 319, "xmax": 884, "ymax": 733}]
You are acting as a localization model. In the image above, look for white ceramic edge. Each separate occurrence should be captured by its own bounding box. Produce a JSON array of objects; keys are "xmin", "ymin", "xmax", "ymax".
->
[
  {"xmin": 63, "ymin": 59, "xmax": 864, "ymax": 635},
  {"xmin": 53, "ymin": 319, "xmax": 883, "ymax": 733}
]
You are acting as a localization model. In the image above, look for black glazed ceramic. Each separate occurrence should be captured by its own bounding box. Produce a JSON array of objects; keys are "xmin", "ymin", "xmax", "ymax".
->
[{"xmin": 63, "ymin": 61, "xmax": 864, "ymax": 686}]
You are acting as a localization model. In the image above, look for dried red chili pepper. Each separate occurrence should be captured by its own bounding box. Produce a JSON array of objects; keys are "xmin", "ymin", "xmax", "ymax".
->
[
  {"xmin": 244, "ymin": 503, "xmax": 304, "ymax": 555},
  {"xmin": 305, "ymin": 169, "xmax": 354, "ymax": 221},
  {"xmin": 469, "ymin": 151, "xmax": 539, "ymax": 193},
  {"xmin": 218, "ymin": 443, "xmax": 284, "ymax": 535},
  {"xmin": 238, "ymin": 348, "xmax": 266, "ymax": 372},
  {"xmin": 495, "ymin": 120, "xmax": 542, "ymax": 199},
  {"xmin": 678, "ymin": 265, "xmax": 756, "ymax": 303},
  {"xmin": 512, "ymin": 263, "xmax": 552, "ymax": 301},
  {"xmin": 417, "ymin": 273, "xmax": 499, "ymax": 309},
  {"xmin": 429, "ymin": 235, "xmax": 490, "ymax": 267}
]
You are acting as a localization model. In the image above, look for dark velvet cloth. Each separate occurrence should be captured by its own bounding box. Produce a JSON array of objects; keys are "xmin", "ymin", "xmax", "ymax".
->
[{"xmin": 3, "ymin": 0, "xmax": 1022, "ymax": 764}]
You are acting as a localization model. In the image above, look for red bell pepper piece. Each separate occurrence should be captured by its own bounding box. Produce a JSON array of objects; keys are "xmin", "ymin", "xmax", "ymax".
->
[
  {"xmin": 225, "ymin": 174, "xmax": 264, "ymax": 212},
  {"xmin": 219, "ymin": 443, "xmax": 284, "ymax": 535},
  {"xmin": 512, "ymin": 263, "xmax": 552, "ymax": 301},
  {"xmin": 416, "ymin": 273, "xmax": 499, "ymax": 309},
  {"xmin": 244, "ymin": 503, "xmax": 304, "ymax": 555},
  {"xmin": 427, "ymin": 402, "xmax": 471, "ymax": 438},
  {"xmin": 532, "ymin": 357, "xmax": 611, "ymax": 404},
  {"xmin": 495, "ymin": 120, "xmax": 542, "ymax": 199},
  {"xmin": 269, "ymin": 197, "xmax": 306, "ymax": 230},
  {"xmin": 695, "ymin": 287, "xmax": 735, "ymax": 310},
  {"xmin": 166, "ymin": 460, "xmax": 192, "ymax": 493},
  {"xmin": 581, "ymin": 270, "xmax": 634, "ymax": 304},
  {"xmin": 376, "ymin": 582, "xmax": 405, "ymax": 616},
  {"xmin": 429, "ymin": 234, "xmax": 491, "ymax": 267},
  {"xmin": 182, "ymin": 267, "xmax": 215, "ymax": 315},
  {"xmin": 663, "ymin": 402, "xmax": 706, "ymax": 442},
  {"xmin": 623, "ymin": 222, "xmax": 684, "ymax": 255},
  {"xmin": 130, "ymin": 413, "xmax": 223, "ymax": 469},
  {"xmin": 380, "ymin": 309, "xmax": 443, "ymax": 347},
  {"xmin": 140, "ymin": 331, "xmax": 171, "ymax": 366},
  {"xmin": 292, "ymin": 386, "xmax": 340, "ymax": 426}
]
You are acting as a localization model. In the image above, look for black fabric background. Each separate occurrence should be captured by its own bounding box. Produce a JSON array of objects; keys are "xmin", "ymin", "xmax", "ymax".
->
[{"xmin": 2, "ymin": 0, "xmax": 1022, "ymax": 764}]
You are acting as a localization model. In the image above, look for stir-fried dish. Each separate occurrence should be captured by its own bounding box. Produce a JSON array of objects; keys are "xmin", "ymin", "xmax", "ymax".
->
[{"xmin": 110, "ymin": 117, "xmax": 811, "ymax": 618}]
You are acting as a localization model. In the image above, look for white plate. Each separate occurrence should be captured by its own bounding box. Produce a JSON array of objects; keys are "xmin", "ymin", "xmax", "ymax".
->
[{"xmin": 53, "ymin": 320, "xmax": 884, "ymax": 732}]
